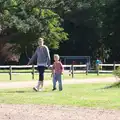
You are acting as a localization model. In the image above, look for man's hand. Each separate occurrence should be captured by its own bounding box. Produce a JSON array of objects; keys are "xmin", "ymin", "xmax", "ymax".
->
[{"xmin": 47, "ymin": 64, "xmax": 51, "ymax": 69}]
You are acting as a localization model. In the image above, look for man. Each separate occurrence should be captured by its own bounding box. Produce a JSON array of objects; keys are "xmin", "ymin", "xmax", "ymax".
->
[
  {"xmin": 28, "ymin": 38, "xmax": 51, "ymax": 91},
  {"xmin": 96, "ymin": 58, "xmax": 102, "ymax": 70}
]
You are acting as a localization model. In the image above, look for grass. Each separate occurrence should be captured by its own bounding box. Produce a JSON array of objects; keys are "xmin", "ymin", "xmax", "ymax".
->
[
  {"xmin": 0, "ymin": 73, "xmax": 113, "ymax": 82},
  {"xmin": 0, "ymin": 83, "xmax": 120, "ymax": 110}
]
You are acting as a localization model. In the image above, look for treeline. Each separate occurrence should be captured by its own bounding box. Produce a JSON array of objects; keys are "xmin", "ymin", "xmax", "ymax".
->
[
  {"xmin": 56, "ymin": 0, "xmax": 120, "ymax": 63},
  {"xmin": 0, "ymin": 0, "xmax": 120, "ymax": 64}
]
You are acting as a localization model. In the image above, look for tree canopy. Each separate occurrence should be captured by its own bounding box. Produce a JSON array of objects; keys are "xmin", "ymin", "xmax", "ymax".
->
[
  {"xmin": 55, "ymin": 0, "xmax": 120, "ymax": 63},
  {"xmin": 0, "ymin": 0, "xmax": 68, "ymax": 55},
  {"xmin": 1, "ymin": 0, "xmax": 120, "ymax": 64}
]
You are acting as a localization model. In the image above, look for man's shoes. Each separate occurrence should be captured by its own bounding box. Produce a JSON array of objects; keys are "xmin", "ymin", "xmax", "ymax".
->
[
  {"xmin": 39, "ymin": 88, "xmax": 44, "ymax": 92},
  {"xmin": 52, "ymin": 88, "xmax": 56, "ymax": 91},
  {"xmin": 33, "ymin": 87, "xmax": 38, "ymax": 92}
]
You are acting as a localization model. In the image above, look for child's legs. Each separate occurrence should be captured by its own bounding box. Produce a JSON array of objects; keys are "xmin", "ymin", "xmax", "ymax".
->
[
  {"xmin": 53, "ymin": 74, "xmax": 57, "ymax": 89},
  {"xmin": 57, "ymin": 73, "xmax": 62, "ymax": 90}
]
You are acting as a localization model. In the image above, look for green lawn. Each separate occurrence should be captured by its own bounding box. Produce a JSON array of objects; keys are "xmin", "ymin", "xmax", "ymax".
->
[
  {"xmin": 0, "ymin": 73, "xmax": 113, "ymax": 82},
  {"xmin": 0, "ymin": 83, "xmax": 120, "ymax": 110}
]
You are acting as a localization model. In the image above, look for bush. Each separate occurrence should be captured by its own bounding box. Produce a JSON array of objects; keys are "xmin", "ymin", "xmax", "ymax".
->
[{"xmin": 113, "ymin": 67, "xmax": 120, "ymax": 78}]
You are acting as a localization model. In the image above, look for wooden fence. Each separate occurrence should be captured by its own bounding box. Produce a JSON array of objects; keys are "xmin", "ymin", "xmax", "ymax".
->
[
  {"xmin": 0, "ymin": 64, "xmax": 88, "ymax": 80},
  {"xmin": 0, "ymin": 63, "xmax": 120, "ymax": 80}
]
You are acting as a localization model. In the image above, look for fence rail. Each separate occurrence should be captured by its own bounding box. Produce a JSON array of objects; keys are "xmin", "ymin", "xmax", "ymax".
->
[
  {"xmin": 96, "ymin": 63, "xmax": 120, "ymax": 75},
  {"xmin": 0, "ymin": 64, "xmax": 120, "ymax": 80},
  {"xmin": 0, "ymin": 64, "xmax": 88, "ymax": 80}
]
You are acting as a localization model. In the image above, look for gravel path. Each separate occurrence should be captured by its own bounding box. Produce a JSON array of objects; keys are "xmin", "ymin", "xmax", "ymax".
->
[
  {"xmin": 0, "ymin": 77, "xmax": 120, "ymax": 120},
  {"xmin": 0, "ymin": 104, "xmax": 120, "ymax": 120},
  {"xmin": 0, "ymin": 77, "xmax": 118, "ymax": 89}
]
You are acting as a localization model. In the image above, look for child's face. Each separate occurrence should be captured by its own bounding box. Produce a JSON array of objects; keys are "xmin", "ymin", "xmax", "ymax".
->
[{"xmin": 54, "ymin": 56, "xmax": 59, "ymax": 61}]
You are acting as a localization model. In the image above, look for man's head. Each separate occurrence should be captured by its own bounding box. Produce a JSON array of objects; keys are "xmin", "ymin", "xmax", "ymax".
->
[{"xmin": 38, "ymin": 38, "xmax": 44, "ymax": 46}]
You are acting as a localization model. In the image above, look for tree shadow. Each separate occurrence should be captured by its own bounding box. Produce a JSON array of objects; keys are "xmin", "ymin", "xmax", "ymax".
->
[
  {"xmin": 94, "ymin": 81, "xmax": 120, "ymax": 90},
  {"xmin": 103, "ymin": 82, "xmax": 120, "ymax": 89},
  {"xmin": 0, "ymin": 90, "xmax": 34, "ymax": 93}
]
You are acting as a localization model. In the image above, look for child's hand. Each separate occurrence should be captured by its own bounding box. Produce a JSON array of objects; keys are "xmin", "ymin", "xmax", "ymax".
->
[{"xmin": 51, "ymin": 73, "xmax": 53, "ymax": 77}]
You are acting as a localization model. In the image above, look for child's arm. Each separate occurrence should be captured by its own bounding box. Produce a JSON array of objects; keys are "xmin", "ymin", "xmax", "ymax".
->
[
  {"xmin": 60, "ymin": 62, "xmax": 64, "ymax": 74},
  {"xmin": 51, "ymin": 63, "xmax": 55, "ymax": 77},
  {"xmin": 51, "ymin": 65, "xmax": 53, "ymax": 77}
]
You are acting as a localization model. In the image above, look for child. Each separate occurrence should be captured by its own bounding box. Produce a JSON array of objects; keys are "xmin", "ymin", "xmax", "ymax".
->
[{"xmin": 52, "ymin": 54, "xmax": 64, "ymax": 91}]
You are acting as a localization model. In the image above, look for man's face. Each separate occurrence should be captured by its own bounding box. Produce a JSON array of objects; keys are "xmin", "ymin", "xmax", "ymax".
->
[{"xmin": 38, "ymin": 39, "xmax": 44, "ymax": 46}]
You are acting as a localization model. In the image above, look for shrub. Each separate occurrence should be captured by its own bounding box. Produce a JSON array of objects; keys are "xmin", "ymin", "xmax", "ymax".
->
[{"xmin": 113, "ymin": 67, "xmax": 120, "ymax": 78}]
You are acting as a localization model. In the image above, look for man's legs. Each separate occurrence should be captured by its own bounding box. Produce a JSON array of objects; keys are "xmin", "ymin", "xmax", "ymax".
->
[{"xmin": 33, "ymin": 66, "xmax": 45, "ymax": 91}]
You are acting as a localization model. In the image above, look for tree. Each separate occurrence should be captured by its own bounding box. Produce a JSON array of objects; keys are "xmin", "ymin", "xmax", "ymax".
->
[
  {"xmin": 54, "ymin": 0, "xmax": 106, "ymax": 59},
  {"xmin": 0, "ymin": 0, "xmax": 68, "ymax": 64},
  {"xmin": 55, "ymin": 0, "xmax": 116, "ymax": 63},
  {"xmin": 102, "ymin": 0, "xmax": 120, "ymax": 62}
]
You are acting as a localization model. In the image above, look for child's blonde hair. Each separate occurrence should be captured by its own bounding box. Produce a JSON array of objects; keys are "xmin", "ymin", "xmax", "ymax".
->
[{"xmin": 54, "ymin": 54, "xmax": 60, "ymax": 60}]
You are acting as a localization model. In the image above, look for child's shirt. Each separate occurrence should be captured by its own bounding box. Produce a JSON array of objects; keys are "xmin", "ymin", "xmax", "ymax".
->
[{"xmin": 52, "ymin": 61, "xmax": 64, "ymax": 74}]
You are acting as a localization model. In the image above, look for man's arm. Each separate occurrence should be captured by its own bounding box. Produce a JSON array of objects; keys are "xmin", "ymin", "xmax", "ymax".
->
[
  {"xmin": 27, "ymin": 49, "xmax": 37, "ymax": 65},
  {"xmin": 45, "ymin": 46, "xmax": 51, "ymax": 67}
]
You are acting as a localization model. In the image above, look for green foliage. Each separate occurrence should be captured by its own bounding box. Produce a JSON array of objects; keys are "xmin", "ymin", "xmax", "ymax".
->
[
  {"xmin": 0, "ymin": 0, "xmax": 68, "ymax": 53},
  {"xmin": 54, "ymin": 0, "xmax": 110, "ymax": 58},
  {"xmin": 102, "ymin": 0, "xmax": 120, "ymax": 60},
  {"xmin": 54, "ymin": 0, "xmax": 120, "ymax": 62},
  {"xmin": 113, "ymin": 67, "xmax": 120, "ymax": 78},
  {"xmin": 1, "ymin": 0, "xmax": 120, "ymax": 63}
]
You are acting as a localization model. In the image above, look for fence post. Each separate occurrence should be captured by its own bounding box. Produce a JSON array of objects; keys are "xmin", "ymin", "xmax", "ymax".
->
[
  {"xmin": 86, "ymin": 63, "xmax": 88, "ymax": 75},
  {"xmin": 113, "ymin": 62, "xmax": 116, "ymax": 70},
  {"xmin": 32, "ymin": 65, "xmax": 35, "ymax": 80},
  {"xmin": 97, "ymin": 64, "xmax": 99, "ymax": 75},
  {"xmin": 71, "ymin": 64, "xmax": 74, "ymax": 78},
  {"xmin": 69, "ymin": 66, "xmax": 71, "ymax": 76},
  {"xmin": 9, "ymin": 66, "xmax": 12, "ymax": 80}
]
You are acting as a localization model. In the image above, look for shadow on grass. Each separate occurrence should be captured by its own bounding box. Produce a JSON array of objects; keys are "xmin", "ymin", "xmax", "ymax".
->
[
  {"xmin": 0, "ymin": 89, "xmax": 52, "ymax": 93},
  {"xmin": 0, "ymin": 90, "xmax": 34, "ymax": 93},
  {"xmin": 101, "ymin": 82, "xmax": 120, "ymax": 89}
]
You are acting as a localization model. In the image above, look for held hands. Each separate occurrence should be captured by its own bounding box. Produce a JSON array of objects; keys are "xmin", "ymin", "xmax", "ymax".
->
[{"xmin": 47, "ymin": 64, "xmax": 51, "ymax": 69}]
